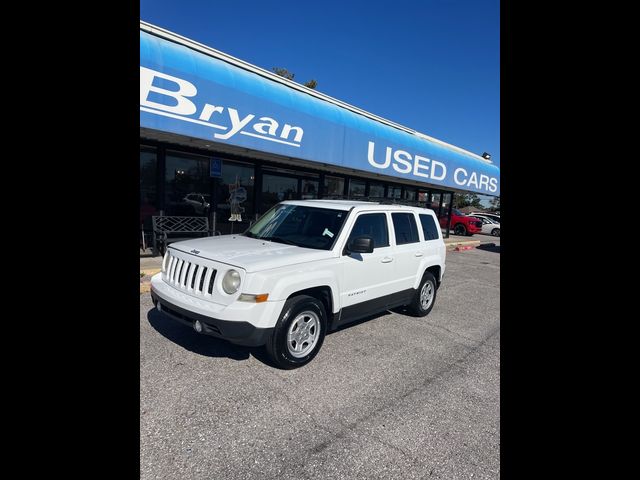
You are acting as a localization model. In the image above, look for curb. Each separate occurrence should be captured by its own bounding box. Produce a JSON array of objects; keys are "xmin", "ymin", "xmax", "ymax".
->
[
  {"xmin": 140, "ymin": 268, "xmax": 161, "ymax": 294},
  {"xmin": 446, "ymin": 240, "xmax": 481, "ymax": 251}
]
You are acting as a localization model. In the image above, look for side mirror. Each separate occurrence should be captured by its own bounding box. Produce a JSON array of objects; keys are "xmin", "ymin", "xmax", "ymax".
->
[{"xmin": 346, "ymin": 235, "xmax": 374, "ymax": 254}]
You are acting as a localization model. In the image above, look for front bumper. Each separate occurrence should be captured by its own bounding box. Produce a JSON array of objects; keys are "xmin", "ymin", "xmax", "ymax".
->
[
  {"xmin": 150, "ymin": 273, "xmax": 283, "ymax": 346},
  {"xmin": 150, "ymin": 291, "xmax": 273, "ymax": 346}
]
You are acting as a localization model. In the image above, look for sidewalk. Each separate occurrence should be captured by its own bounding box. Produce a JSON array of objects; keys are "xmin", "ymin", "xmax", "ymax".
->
[{"xmin": 139, "ymin": 234, "xmax": 499, "ymax": 293}]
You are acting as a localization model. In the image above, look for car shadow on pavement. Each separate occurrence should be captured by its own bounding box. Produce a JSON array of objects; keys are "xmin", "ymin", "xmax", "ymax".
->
[
  {"xmin": 147, "ymin": 308, "xmax": 275, "ymax": 365},
  {"xmin": 476, "ymin": 243, "xmax": 500, "ymax": 253}
]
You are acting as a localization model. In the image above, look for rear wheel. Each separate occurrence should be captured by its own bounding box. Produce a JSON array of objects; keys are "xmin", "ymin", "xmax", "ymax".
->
[
  {"xmin": 265, "ymin": 295, "xmax": 327, "ymax": 369},
  {"xmin": 408, "ymin": 271, "xmax": 437, "ymax": 317},
  {"xmin": 454, "ymin": 223, "xmax": 467, "ymax": 236},
  {"xmin": 491, "ymin": 228, "xmax": 500, "ymax": 237}
]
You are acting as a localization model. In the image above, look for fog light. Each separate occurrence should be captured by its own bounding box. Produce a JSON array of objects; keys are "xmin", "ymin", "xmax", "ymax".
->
[{"xmin": 194, "ymin": 320, "xmax": 203, "ymax": 333}]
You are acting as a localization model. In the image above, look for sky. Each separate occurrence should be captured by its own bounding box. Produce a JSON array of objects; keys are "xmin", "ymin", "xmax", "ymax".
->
[{"xmin": 140, "ymin": 0, "xmax": 500, "ymax": 196}]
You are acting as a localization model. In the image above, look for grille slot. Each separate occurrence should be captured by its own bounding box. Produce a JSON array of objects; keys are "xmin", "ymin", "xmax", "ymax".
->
[
  {"xmin": 164, "ymin": 252, "xmax": 217, "ymax": 297},
  {"xmin": 207, "ymin": 270, "xmax": 216, "ymax": 295}
]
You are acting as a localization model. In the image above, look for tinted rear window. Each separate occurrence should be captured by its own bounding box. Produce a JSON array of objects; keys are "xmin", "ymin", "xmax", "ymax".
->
[
  {"xmin": 392, "ymin": 213, "xmax": 419, "ymax": 245},
  {"xmin": 419, "ymin": 214, "xmax": 440, "ymax": 240}
]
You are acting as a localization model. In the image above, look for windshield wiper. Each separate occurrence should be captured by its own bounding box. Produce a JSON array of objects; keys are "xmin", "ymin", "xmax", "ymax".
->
[
  {"xmin": 262, "ymin": 236, "xmax": 298, "ymax": 246},
  {"xmin": 244, "ymin": 231, "xmax": 256, "ymax": 238}
]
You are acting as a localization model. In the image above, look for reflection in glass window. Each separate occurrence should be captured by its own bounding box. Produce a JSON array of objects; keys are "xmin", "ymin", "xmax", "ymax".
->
[
  {"xmin": 392, "ymin": 212, "xmax": 420, "ymax": 245},
  {"xmin": 404, "ymin": 188, "xmax": 416, "ymax": 201},
  {"xmin": 441, "ymin": 193, "xmax": 451, "ymax": 209},
  {"xmin": 349, "ymin": 179, "xmax": 366, "ymax": 197},
  {"xmin": 419, "ymin": 214, "xmax": 440, "ymax": 241},
  {"xmin": 324, "ymin": 176, "xmax": 344, "ymax": 197},
  {"xmin": 165, "ymin": 151, "xmax": 210, "ymax": 217},
  {"xmin": 140, "ymin": 146, "xmax": 157, "ymax": 228},
  {"xmin": 348, "ymin": 213, "xmax": 389, "ymax": 248},
  {"xmin": 247, "ymin": 204, "xmax": 347, "ymax": 250},
  {"xmin": 387, "ymin": 186, "xmax": 401, "ymax": 199},
  {"xmin": 301, "ymin": 179, "xmax": 319, "ymax": 199},
  {"xmin": 369, "ymin": 183, "xmax": 384, "ymax": 198},
  {"xmin": 215, "ymin": 160, "xmax": 255, "ymax": 233},
  {"xmin": 262, "ymin": 174, "xmax": 298, "ymax": 212}
]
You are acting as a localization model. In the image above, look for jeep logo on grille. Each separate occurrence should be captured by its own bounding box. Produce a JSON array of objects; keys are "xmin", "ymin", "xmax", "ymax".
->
[{"xmin": 190, "ymin": 249, "xmax": 200, "ymax": 255}]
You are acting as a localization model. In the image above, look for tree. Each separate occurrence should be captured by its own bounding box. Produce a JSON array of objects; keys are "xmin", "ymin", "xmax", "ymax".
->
[
  {"xmin": 453, "ymin": 193, "xmax": 482, "ymax": 209},
  {"xmin": 272, "ymin": 67, "xmax": 294, "ymax": 80},
  {"xmin": 489, "ymin": 196, "xmax": 500, "ymax": 212},
  {"xmin": 272, "ymin": 67, "xmax": 318, "ymax": 90}
]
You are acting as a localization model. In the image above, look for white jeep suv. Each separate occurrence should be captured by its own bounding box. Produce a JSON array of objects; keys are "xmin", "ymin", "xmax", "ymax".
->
[{"xmin": 150, "ymin": 200, "xmax": 446, "ymax": 369}]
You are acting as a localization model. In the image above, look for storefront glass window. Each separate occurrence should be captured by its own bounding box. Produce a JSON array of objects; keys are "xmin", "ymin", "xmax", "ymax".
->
[
  {"xmin": 349, "ymin": 179, "xmax": 366, "ymax": 197},
  {"xmin": 140, "ymin": 146, "xmax": 158, "ymax": 229},
  {"xmin": 301, "ymin": 179, "xmax": 319, "ymax": 199},
  {"xmin": 165, "ymin": 151, "xmax": 211, "ymax": 217},
  {"xmin": 214, "ymin": 160, "xmax": 255, "ymax": 234},
  {"xmin": 387, "ymin": 186, "xmax": 401, "ymax": 199},
  {"xmin": 262, "ymin": 174, "xmax": 298, "ymax": 212},
  {"xmin": 324, "ymin": 176, "xmax": 345, "ymax": 198},
  {"xmin": 404, "ymin": 188, "xmax": 416, "ymax": 201},
  {"xmin": 441, "ymin": 193, "xmax": 451, "ymax": 211},
  {"xmin": 369, "ymin": 183, "xmax": 385, "ymax": 198},
  {"xmin": 430, "ymin": 192, "xmax": 442, "ymax": 215}
]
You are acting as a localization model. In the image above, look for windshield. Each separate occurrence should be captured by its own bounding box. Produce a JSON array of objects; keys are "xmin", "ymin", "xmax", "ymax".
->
[
  {"xmin": 245, "ymin": 204, "xmax": 348, "ymax": 250},
  {"xmin": 453, "ymin": 209, "xmax": 463, "ymax": 216}
]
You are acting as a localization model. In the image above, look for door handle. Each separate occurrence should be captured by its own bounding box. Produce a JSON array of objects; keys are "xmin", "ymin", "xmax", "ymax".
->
[
  {"xmin": 415, "ymin": 252, "xmax": 423, "ymax": 257},
  {"xmin": 381, "ymin": 257, "xmax": 394, "ymax": 263}
]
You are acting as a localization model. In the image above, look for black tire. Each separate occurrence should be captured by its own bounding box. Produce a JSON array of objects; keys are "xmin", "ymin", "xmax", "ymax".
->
[
  {"xmin": 491, "ymin": 228, "xmax": 500, "ymax": 237},
  {"xmin": 265, "ymin": 295, "xmax": 327, "ymax": 369},
  {"xmin": 454, "ymin": 223, "xmax": 467, "ymax": 236},
  {"xmin": 407, "ymin": 271, "xmax": 438, "ymax": 317}
]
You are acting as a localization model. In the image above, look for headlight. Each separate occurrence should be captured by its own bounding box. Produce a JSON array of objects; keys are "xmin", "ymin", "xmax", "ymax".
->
[{"xmin": 222, "ymin": 269, "xmax": 241, "ymax": 294}]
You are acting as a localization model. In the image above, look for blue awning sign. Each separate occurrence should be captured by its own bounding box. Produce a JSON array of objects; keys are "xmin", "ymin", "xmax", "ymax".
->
[{"xmin": 140, "ymin": 30, "xmax": 499, "ymax": 195}]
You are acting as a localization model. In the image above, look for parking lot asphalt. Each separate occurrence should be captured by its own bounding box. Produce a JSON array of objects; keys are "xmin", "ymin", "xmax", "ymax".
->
[{"xmin": 140, "ymin": 242, "xmax": 500, "ymax": 479}]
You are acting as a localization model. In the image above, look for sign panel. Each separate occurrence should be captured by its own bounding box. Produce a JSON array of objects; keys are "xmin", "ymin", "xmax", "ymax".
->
[
  {"xmin": 140, "ymin": 30, "xmax": 500, "ymax": 195},
  {"xmin": 209, "ymin": 158, "xmax": 221, "ymax": 178}
]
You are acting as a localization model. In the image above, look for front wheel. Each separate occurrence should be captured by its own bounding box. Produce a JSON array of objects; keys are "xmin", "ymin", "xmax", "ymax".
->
[
  {"xmin": 454, "ymin": 223, "xmax": 467, "ymax": 236},
  {"xmin": 407, "ymin": 271, "xmax": 438, "ymax": 317},
  {"xmin": 265, "ymin": 295, "xmax": 327, "ymax": 369}
]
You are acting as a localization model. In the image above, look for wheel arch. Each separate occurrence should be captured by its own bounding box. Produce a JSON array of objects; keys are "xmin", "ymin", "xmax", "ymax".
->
[{"xmin": 285, "ymin": 286, "xmax": 333, "ymax": 319}]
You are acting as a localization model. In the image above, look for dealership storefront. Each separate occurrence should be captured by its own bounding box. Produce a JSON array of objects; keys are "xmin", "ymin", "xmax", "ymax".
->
[{"xmin": 140, "ymin": 21, "xmax": 500, "ymax": 241}]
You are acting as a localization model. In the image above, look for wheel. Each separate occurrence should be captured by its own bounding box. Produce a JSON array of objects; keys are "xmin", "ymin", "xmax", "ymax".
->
[
  {"xmin": 407, "ymin": 271, "xmax": 438, "ymax": 317},
  {"xmin": 454, "ymin": 223, "xmax": 467, "ymax": 236},
  {"xmin": 265, "ymin": 295, "xmax": 327, "ymax": 369},
  {"xmin": 491, "ymin": 228, "xmax": 500, "ymax": 237}
]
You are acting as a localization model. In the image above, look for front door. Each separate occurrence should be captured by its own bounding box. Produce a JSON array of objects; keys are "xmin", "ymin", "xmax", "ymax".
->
[{"xmin": 339, "ymin": 212, "xmax": 399, "ymax": 322}]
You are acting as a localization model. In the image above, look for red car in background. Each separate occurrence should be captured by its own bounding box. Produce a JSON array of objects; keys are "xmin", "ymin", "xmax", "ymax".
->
[{"xmin": 439, "ymin": 208, "xmax": 482, "ymax": 236}]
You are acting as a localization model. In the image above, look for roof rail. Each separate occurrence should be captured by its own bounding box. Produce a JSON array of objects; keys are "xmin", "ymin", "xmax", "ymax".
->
[{"xmin": 317, "ymin": 195, "xmax": 437, "ymax": 208}]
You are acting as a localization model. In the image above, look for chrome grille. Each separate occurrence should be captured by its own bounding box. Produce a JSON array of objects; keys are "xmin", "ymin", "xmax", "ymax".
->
[{"xmin": 163, "ymin": 251, "xmax": 217, "ymax": 296}]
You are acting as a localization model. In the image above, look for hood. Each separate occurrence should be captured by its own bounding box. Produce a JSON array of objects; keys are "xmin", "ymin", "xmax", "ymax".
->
[{"xmin": 169, "ymin": 235, "xmax": 335, "ymax": 272}]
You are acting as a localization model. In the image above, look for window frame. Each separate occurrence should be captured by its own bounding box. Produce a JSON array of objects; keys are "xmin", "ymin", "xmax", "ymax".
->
[
  {"xmin": 346, "ymin": 212, "xmax": 391, "ymax": 249},
  {"xmin": 419, "ymin": 213, "xmax": 441, "ymax": 241},
  {"xmin": 391, "ymin": 212, "xmax": 420, "ymax": 245}
]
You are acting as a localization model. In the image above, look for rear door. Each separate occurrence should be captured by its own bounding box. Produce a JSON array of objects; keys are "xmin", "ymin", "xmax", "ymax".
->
[{"xmin": 390, "ymin": 212, "xmax": 423, "ymax": 292}]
